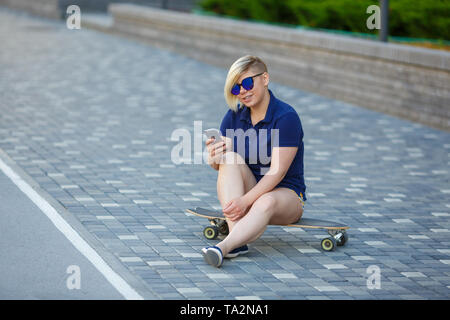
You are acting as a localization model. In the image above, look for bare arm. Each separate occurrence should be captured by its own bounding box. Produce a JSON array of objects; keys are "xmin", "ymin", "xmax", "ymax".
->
[{"xmin": 243, "ymin": 146, "xmax": 297, "ymax": 205}]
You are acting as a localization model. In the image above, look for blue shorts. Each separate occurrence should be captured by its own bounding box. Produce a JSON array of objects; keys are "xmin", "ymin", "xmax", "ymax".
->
[
  {"xmin": 298, "ymin": 191, "xmax": 305, "ymax": 208},
  {"xmin": 292, "ymin": 189, "xmax": 305, "ymax": 209}
]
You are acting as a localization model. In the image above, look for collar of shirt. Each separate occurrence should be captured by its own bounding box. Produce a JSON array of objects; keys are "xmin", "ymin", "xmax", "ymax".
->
[{"xmin": 239, "ymin": 89, "xmax": 278, "ymax": 126}]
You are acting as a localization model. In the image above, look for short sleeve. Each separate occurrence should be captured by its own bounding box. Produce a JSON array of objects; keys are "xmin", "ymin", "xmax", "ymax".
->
[
  {"xmin": 275, "ymin": 112, "xmax": 303, "ymax": 147},
  {"xmin": 219, "ymin": 109, "xmax": 234, "ymax": 137}
]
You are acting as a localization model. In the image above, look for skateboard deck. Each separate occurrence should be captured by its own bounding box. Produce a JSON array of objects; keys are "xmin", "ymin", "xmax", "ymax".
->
[{"xmin": 186, "ymin": 207, "xmax": 349, "ymax": 251}]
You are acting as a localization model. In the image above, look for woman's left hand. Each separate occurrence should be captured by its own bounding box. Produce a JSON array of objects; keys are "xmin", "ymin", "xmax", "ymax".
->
[{"xmin": 222, "ymin": 196, "xmax": 251, "ymax": 222}]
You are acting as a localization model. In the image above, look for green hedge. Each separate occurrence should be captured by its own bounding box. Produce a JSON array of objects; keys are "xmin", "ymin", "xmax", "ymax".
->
[{"xmin": 198, "ymin": 0, "xmax": 450, "ymax": 41}]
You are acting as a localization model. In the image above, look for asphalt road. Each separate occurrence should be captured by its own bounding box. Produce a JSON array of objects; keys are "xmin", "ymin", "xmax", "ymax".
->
[{"xmin": 0, "ymin": 168, "xmax": 124, "ymax": 299}]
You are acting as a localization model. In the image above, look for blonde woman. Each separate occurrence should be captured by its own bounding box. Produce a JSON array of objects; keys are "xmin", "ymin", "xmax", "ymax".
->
[{"xmin": 203, "ymin": 55, "xmax": 307, "ymax": 267}]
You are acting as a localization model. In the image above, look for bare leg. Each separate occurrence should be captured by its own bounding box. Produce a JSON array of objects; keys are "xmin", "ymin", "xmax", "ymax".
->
[
  {"xmin": 216, "ymin": 188, "xmax": 303, "ymax": 256},
  {"xmin": 216, "ymin": 152, "xmax": 257, "ymax": 232}
]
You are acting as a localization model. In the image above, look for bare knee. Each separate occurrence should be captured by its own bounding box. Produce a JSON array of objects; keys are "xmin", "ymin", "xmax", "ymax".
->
[
  {"xmin": 217, "ymin": 152, "xmax": 246, "ymax": 187},
  {"xmin": 253, "ymin": 193, "xmax": 277, "ymax": 217},
  {"xmin": 217, "ymin": 152, "xmax": 248, "ymax": 184},
  {"xmin": 219, "ymin": 152, "xmax": 246, "ymax": 168},
  {"xmin": 217, "ymin": 152, "xmax": 247, "ymax": 207}
]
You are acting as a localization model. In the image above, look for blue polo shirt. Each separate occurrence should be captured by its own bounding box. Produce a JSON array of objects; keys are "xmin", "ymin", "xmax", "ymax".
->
[{"xmin": 219, "ymin": 89, "xmax": 307, "ymax": 201}]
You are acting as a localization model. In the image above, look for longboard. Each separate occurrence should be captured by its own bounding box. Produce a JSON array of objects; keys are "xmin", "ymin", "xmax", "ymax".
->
[{"xmin": 186, "ymin": 207, "xmax": 349, "ymax": 252}]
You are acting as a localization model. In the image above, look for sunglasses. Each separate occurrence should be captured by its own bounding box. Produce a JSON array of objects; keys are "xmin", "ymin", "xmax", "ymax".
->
[{"xmin": 231, "ymin": 72, "xmax": 265, "ymax": 95}]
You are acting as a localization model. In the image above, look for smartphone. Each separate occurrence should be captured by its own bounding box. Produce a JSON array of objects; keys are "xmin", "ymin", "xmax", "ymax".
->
[{"xmin": 204, "ymin": 128, "xmax": 223, "ymax": 143}]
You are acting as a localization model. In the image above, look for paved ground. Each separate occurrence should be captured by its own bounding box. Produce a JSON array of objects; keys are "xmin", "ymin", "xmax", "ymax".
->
[{"xmin": 0, "ymin": 7, "xmax": 449, "ymax": 300}]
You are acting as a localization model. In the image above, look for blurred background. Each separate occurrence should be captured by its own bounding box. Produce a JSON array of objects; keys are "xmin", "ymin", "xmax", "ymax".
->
[
  {"xmin": 197, "ymin": 0, "xmax": 449, "ymax": 50},
  {"xmin": 59, "ymin": 0, "xmax": 198, "ymax": 13},
  {"xmin": 58, "ymin": 0, "xmax": 449, "ymax": 49},
  {"xmin": 1, "ymin": 0, "xmax": 448, "ymax": 130}
]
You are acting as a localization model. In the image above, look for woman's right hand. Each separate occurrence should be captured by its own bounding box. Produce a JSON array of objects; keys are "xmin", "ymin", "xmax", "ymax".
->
[{"xmin": 206, "ymin": 137, "xmax": 227, "ymax": 169}]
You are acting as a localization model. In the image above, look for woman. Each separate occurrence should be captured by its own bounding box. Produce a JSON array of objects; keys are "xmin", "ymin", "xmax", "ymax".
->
[{"xmin": 202, "ymin": 55, "xmax": 307, "ymax": 267}]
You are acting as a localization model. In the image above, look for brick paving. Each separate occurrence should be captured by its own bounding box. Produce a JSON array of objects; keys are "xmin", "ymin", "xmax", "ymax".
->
[{"xmin": 0, "ymin": 7, "xmax": 449, "ymax": 299}]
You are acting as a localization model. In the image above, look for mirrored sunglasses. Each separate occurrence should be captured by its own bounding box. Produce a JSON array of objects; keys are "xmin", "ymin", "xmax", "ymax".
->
[{"xmin": 231, "ymin": 72, "xmax": 264, "ymax": 95}]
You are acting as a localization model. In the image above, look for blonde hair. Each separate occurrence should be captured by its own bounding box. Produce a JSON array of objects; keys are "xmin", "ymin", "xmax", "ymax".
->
[{"xmin": 224, "ymin": 55, "xmax": 268, "ymax": 112}]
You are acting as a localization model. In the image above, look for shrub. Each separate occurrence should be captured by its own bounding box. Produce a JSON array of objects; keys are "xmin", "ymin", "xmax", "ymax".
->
[{"xmin": 198, "ymin": 0, "xmax": 450, "ymax": 41}]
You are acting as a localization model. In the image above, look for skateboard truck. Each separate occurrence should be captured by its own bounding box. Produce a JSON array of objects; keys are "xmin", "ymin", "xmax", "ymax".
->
[
  {"xmin": 203, "ymin": 218, "xmax": 229, "ymax": 240},
  {"xmin": 321, "ymin": 230, "xmax": 348, "ymax": 251}
]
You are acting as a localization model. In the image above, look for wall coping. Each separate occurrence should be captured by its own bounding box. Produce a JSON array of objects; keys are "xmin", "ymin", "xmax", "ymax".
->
[{"xmin": 110, "ymin": 3, "xmax": 450, "ymax": 71}]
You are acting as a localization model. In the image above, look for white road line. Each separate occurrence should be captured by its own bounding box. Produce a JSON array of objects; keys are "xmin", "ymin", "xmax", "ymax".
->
[{"xmin": 0, "ymin": 159, "xmax": 143, "ymax": 300}]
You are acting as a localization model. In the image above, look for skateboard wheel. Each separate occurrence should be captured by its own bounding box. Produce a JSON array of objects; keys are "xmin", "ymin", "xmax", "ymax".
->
[
  {"xmin": 203, "ymin": 226, "xmax": 219, "ymax": 240},
  {"xmin": 321, "ymin": 237, "xmax": 336, "ymax": 251},
  {"xmin": 218, "ymin": 221, "xmax": 229, "ymax": 235},
  {"xmin": 337, "ymin": 232, "xmax": 348, "ymax": 246}
]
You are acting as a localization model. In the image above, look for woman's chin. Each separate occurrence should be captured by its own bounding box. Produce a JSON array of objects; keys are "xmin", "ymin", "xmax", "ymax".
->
[{"xmin": 241, "ymin": 99, "xmax": 254, "ymax": 108}]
